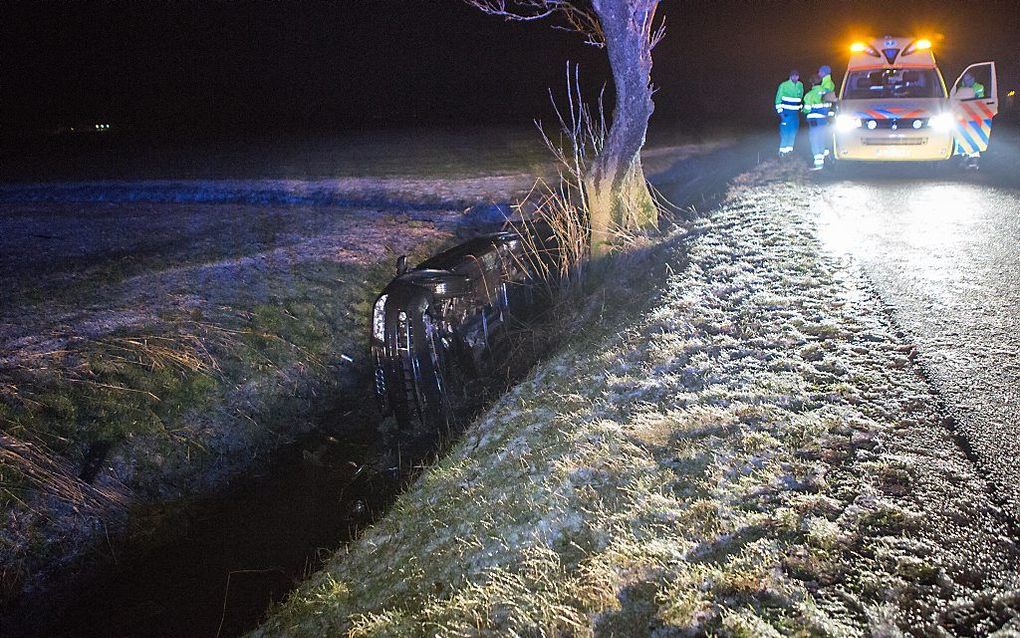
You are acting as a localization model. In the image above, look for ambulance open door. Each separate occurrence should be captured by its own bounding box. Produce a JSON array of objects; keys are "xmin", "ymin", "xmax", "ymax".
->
[{"xmin": 950, "ymin": 62, "xmax": 998, "ymax": 155}]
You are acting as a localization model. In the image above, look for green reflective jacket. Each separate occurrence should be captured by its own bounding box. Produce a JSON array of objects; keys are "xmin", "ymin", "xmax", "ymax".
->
[
  {"xmin": 821, "ymin": 74, "xmax": 836, "ymax": 95},
  {"xmin": 803, "ymin": 85, "xmax": 832, "ymax": 119},
  {"xmin": 775, "ymin": 80, "xmax": 805, "ymax": 112}
]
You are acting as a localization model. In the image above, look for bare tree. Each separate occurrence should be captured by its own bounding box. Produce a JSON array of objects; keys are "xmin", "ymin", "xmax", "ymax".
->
[{"xmin": 465, "ymin": 0, "xmax": 664, "ymax": 253}]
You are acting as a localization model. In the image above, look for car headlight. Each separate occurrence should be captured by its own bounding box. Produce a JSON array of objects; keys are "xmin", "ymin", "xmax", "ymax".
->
[
  {"xmin": 835, "ymin": 114, "xmax": 862, "ymax": 132},
  {"xmin": 372, "ymin": 294, "xmax": 388, "ymax": 341},
  {"xmin": 928, "ymin": 112, "xmax": 954, "ymax": 132}
]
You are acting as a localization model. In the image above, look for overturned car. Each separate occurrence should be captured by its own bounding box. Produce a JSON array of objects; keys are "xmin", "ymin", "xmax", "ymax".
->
[{"xmin": 370, "ymin": 230, "xmax": 550, "ymax": 432}]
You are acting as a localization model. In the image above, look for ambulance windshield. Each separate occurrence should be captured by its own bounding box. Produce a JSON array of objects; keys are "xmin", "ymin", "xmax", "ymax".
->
[{"xmin": 843, "ymin": 68, "xmax": 946, "ymax": 99}]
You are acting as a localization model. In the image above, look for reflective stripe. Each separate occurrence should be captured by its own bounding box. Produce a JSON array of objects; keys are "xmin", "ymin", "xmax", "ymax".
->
[
  {"xmin": 856, "ymin": 107, "xmax": 927, "ymax": 120},
  {"xmin": 954, "ymin": 102, "xmax": 995, "ymax": 155},
  {"xmin": 804, "ymin": 102, "xmax": 830, "ymax": 119},
  {"xmin": 975, "ymin": 101, "xmax": 995, "ymax": 120},
  {"xmin": 957, "ymin": 126, "xmax": 979, "ymax": 154},
  {"xmin": 778, "ymin": 104, "xmax": 802, "ymax": 110},
  {"xmin": 969, "ymin": 119, "xmax": 989, "ymax": 144}
]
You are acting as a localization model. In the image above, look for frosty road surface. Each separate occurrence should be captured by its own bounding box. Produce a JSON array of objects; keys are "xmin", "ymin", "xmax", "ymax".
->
[{"xmin": 816, "ymin": 146, "xmax": 1020, "ymax": 522}]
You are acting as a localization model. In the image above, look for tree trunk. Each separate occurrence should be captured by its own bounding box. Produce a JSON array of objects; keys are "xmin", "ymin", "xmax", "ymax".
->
[{"xmin": 586, "ymin": 0, "xmax": 659, "ymax": 255}]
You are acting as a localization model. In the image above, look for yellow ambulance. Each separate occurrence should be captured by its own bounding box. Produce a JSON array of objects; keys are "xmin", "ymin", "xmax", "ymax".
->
[{"xmin": 832, "ymin": 36, "xmax": 998, "ymax": 163}]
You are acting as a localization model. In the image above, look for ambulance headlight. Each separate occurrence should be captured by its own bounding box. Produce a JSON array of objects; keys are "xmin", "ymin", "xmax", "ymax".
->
[
  {"xmin": 929, "ymin": 113, "xmax": 954, "ymax": 132},
  {"xmin": 835, "ymin": 114, "xmax": 862, "ymax": 132},
  {"xmin": 372, "ymin": 294, "xmax": 388, "ymax": 341}
]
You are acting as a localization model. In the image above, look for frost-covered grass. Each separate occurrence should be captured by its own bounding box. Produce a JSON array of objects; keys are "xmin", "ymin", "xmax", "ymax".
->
[{"xmin": 255, "ymin": 162, "xmax": 1020, "ymax": 637}]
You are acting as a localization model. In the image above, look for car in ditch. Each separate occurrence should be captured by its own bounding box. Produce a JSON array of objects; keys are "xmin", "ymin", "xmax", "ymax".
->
[
  {"xmin": 832, "ymin": 36, "xmax": 999, "ymax": 165},
  {"xmin": 370, "ymin": 229, "xmax": 550, "ymax": 433}
]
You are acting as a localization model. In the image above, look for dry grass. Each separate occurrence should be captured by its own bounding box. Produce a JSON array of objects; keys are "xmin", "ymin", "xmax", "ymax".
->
[
  {"xmin": 511, "ymin": 64, "xmax": 676, "ymax": 292},
  {"xmin": 0, "ymin": 435, "xmax": 127, "ymax": 512},
  {"xmin": 507, "ymin": 64, "xmax": 607, "ymax": 297},
  {"xmin": 2, "ymin": 328, "xmax": 218, "ymax": 405}
]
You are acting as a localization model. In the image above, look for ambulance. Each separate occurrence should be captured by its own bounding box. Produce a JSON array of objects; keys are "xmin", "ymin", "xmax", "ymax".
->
[{"xmin": 832, "ymin": 36, "xmax": 998, "ymax": 163}]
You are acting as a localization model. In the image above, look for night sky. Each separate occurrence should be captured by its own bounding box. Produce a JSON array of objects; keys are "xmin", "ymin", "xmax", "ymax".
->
[{"xmin": 3, "ymin": 1, "xmax": 1019, "ymax": 136}]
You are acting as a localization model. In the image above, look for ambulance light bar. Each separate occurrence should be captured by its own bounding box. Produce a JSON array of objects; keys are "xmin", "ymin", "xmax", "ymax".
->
[
  {"xmin": 850, "ymin": 41, "xmax": 881, "ymax": 57},
  {"xmin": 901, "ymin": 38, "xmax": 933, "ymax": 57}
]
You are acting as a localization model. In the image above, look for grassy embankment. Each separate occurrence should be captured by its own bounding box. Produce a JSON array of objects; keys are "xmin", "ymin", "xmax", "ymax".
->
[
  {"xmin": 0, "ymin": 132, "xmax": 555, "ymax": 600},
  {"xmin": 0, "ymin": 207, "xmax": 450, "ymax": 599},
  {"xmin": 255, "ymin": 162, "xmax": 1020, "ymax": 637}
]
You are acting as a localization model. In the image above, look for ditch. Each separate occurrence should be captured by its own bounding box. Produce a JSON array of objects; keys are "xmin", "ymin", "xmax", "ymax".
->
[{"xmin": 2, "ymin": 138, "xmax": 759, "ymax": 638}]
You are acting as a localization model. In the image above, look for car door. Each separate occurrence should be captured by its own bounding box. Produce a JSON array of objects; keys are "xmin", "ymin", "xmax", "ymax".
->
[{"xmin": 950, "ymin": 61, "xmax": 998, "ymax": 155}]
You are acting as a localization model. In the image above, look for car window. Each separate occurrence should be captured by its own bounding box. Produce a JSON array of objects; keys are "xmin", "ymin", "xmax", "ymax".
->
[
  {"xmin": 843, "ymin": 68, "xmax": 946, "ymax": 99},
  {"xmin": 955, "ymin": 65, "xmax": 992, "ymax": 101}
]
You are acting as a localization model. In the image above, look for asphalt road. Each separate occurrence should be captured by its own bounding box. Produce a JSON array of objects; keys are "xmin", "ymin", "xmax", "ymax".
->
[{"xmin": 815, "ymin": 123, "xmax": 1020, "ymax": 522}]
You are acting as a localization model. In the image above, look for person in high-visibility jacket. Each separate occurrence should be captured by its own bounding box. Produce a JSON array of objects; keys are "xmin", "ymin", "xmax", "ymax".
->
[
  {"xmin": 775, "ymin": 70, "xmax": 803, "ymax": 157},
  {"xmin": 803, "ymin": 75, "xmax": 834, "ymax": 170},
  {"xmin": 818, "ymin": 65, "xmax": 836, "ymax": 95},
  {"xmin": 817, "ymin": 65, "xmax": 837, "ymax": 159},
  {"xmin": 962, "ymin": 72, "xmax": 986, "ymax": 99}
]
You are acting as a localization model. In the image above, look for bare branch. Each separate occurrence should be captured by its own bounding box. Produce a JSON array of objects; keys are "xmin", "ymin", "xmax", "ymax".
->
[
  {"xmin": 560, "ymin": 4, "xmax": 604, "ymax": 45},
  {"xmin": 463, "ymin": 0, "xmax": 563, "ymax": 21},
  {"xmin": 464, "ymin": 0, "xmax": 604, "ymax": 45},
  {"xmin": 649, "ymin": 14, "xmax": 666, "ymax": 50}
]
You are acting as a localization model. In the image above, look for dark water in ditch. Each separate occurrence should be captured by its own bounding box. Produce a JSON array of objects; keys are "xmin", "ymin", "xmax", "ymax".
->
[{"xmin": 4, "ymin": 400, "xmax": 424, "ymax": 638}]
